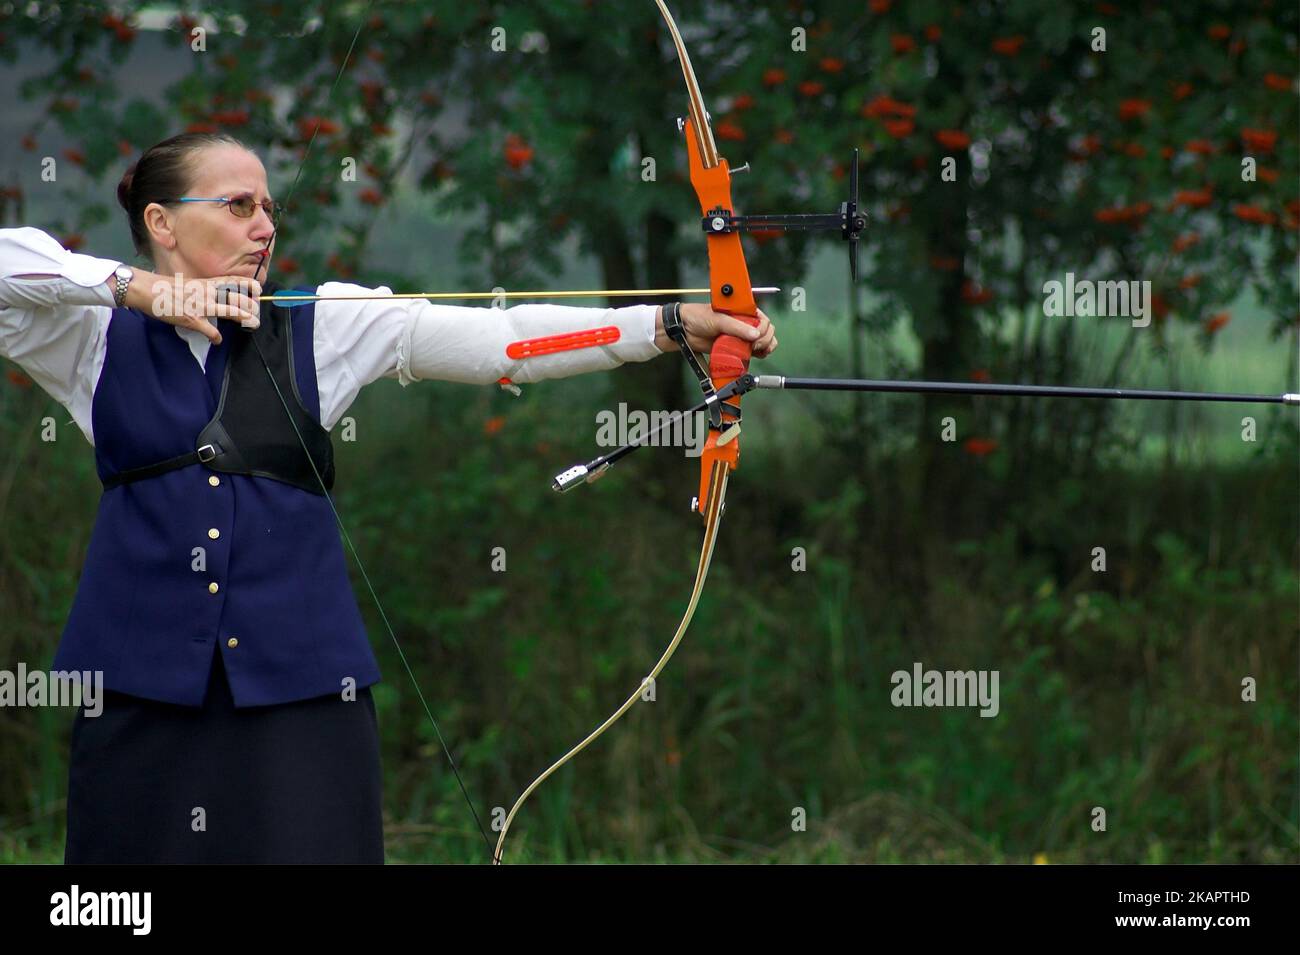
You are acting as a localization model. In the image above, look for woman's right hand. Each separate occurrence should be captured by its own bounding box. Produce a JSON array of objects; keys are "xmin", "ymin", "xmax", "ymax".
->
[{"xmin": 149, "ymin": 275, "xmax": 263, "ymax": 346}]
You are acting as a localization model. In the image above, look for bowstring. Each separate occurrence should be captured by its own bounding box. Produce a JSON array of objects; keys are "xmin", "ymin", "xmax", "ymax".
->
[{"xmin": 244, "ymin": 2, "xmax": 497, "ymax": 862}]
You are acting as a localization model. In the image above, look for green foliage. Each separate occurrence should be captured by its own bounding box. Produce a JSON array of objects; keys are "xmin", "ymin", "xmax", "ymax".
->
[{"xmin": 0, "ymin": 1, "xmax": 1295, "ymax": 864}]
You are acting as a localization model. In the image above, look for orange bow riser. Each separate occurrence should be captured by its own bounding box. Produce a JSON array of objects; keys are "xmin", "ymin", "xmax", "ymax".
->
[
  {"xmin": 680, "ymin": 113, "xmax": 760, "ymax": 514},
  {"xmin": 655, "ymin": 0, "xmax": 759, "ymax": 515}
]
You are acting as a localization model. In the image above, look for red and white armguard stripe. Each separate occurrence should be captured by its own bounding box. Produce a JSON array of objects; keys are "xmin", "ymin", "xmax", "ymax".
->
[{"xmin": 505, "ymin": 326, "xmax": 621, "ymax": 359}]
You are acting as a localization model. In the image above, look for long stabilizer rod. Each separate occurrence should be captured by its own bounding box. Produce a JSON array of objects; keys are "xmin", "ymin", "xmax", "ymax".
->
[
  {"xmin": 753, "ymin": 375, "xmax": 1300, "ymax": 405},
  {"xmin": 553, "ymin": 373, "xmax": 1298, "ymax": 492}
]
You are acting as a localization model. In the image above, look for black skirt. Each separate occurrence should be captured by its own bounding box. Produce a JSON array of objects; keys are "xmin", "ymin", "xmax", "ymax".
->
[{"xmin": 64, "ymin": 646, "xmax": 384, "ymax": 864}]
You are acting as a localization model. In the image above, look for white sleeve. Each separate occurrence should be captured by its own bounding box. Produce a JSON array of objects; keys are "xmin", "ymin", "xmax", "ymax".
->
[
  {"xmin": 0, "ymin": 228, "xmax": 123, "ymax": 444},
  {"xmin": 311, "ymin": 281, "xmax": 664, "ymax": 430}
]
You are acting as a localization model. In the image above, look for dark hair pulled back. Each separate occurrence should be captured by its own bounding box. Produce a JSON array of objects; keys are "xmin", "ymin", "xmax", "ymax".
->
[{"xmin": 116, "ymin": 132, "xmax": 250, "ymax": 261}]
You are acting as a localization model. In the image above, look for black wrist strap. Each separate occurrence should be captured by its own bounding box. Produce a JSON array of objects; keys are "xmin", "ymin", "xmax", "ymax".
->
[
  {"xmin": 662, "ymin": 302, "xmax": 687, "ymax": 349},
  {"xmin": 662, "ymin": 302, "xmax": 733, "ymax": 430}
]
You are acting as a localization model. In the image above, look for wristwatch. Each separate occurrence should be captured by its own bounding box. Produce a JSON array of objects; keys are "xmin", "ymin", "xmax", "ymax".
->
[{"xmin": 112, "ymin": 265, "xmax": 134, "ymax": 308}]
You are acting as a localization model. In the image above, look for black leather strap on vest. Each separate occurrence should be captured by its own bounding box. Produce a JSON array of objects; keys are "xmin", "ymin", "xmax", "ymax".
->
[
  {"xmin": 100, "ymin": 442, "xmax": 228, "ymax": 489},
  {"xmin": 103, "ymin": 280, "xmax": 335, "ymax": 495}
]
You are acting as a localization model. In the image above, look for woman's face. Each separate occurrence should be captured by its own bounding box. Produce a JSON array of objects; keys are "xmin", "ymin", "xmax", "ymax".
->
[{"xmin": 146, "ymin": 145, "xmax": 276, "ymax": 281}]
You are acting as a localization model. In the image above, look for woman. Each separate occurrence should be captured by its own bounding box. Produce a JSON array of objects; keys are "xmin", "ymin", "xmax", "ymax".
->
[{"xmin": 0, "ymin": 131, "xmax": 776, "ymax": 863}]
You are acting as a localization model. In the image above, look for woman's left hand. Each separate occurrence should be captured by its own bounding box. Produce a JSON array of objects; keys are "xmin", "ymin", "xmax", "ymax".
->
[{"xmin": 660, "ymin": 303, "xmax": 778, "ymax": 358}]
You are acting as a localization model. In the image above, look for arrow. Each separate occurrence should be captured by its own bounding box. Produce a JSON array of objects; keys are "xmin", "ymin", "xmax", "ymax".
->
[{"xmin": 258, "ymin": 286, "xmax": 782, "ymax": 307}]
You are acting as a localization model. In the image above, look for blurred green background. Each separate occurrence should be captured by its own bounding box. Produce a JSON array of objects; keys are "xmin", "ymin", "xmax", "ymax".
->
[{"xmin": 0, "ymin": 1, "xmax": 1295, "ymax": 862}]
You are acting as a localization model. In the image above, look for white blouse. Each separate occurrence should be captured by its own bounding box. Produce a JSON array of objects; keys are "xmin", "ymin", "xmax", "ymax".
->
[{"xmin": 0, "ymin": 227, "xmax": 663, "ymax": 444}]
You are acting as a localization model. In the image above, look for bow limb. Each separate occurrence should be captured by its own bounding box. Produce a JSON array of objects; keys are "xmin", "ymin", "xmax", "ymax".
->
[
  {"xmin": 494, "ymin": 460, "xmax": 730, "ymax": 864},
  {"xmin": 493, "ymin": 1, "xmax": 748, "ymax": 863}
]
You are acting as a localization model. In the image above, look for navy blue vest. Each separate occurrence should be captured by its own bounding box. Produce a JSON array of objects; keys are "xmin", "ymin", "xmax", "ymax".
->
[{"xmin": 52, "ymin": 295, "xmax": 382, "ymax": 707}]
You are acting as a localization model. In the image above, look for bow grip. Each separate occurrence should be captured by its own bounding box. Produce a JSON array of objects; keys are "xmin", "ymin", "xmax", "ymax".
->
[
  {"xmin": 708, "ymin": 313, "xmax": 758, "ymax": 383},
  {"xmin": 694, "ymin": 307, "xmax": 755, "ymax": 514}
]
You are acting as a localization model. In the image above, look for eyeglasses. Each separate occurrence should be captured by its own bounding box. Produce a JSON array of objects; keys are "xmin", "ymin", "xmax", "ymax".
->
[{"xmin": 175, "ymin": 195, "xmax": 284, "ymax": 221}]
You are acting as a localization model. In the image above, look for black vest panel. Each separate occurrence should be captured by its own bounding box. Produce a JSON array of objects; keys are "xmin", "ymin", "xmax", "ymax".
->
[{"xmin": 101, "ymin": 280, "xmax": 335, "ymax": 495}]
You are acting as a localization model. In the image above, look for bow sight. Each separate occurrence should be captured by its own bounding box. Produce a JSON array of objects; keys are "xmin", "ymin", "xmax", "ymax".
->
[{"xmin": 694, "ymin": 145, "xmax": 867, "ymax": 283}]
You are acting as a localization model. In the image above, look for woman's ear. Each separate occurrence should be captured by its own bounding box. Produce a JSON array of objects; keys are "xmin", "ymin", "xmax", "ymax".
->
[{"xmin": 142, "ymin": 202, "xmax": 177, "ymax": 252}]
